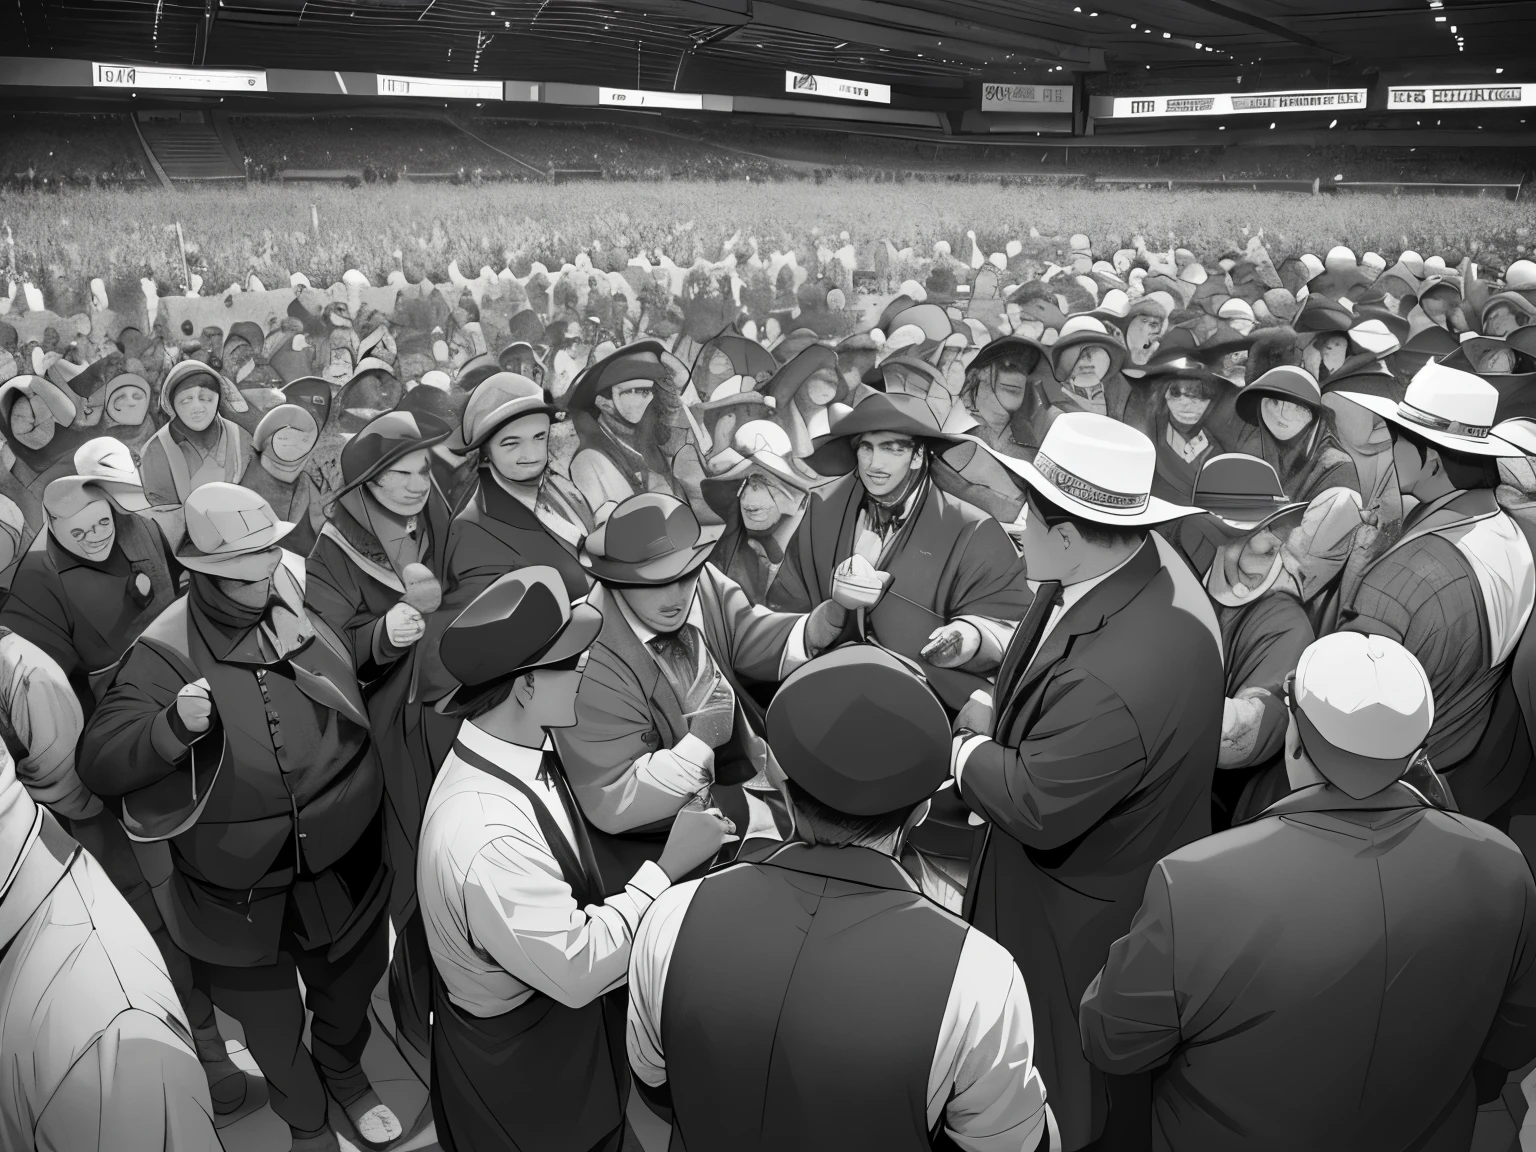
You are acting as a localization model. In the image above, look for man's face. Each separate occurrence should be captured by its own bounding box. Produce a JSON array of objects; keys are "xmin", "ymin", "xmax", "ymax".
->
[
  {"xmin": 990, "ymin": 366, "xmax": 1030, "ymax": 414},
  {"xmin": 107, "ymin": 384, "xmax": 149, "ymax": 427},
  {"xmin": 54, "ymin": 498, "xmax": 115, "ymax": 561},
  {"xmin": 856, "ymin": 432, "xmax": 919, "ymax": 498},
  {"xmin": 367, "ymin": 448, "xmax": 433, "ymax": 517},
  {"xmin": 1165, "ymin": 382, "xmax": 1212, "ymax": 429},
  {"xmin": 1485, "ymin": 305, "xmax": 1520, "ymax": 338},
  {"xmin": 487, "ymin": 413, "xmax": 551, "ymax": 484},
  {"xmin": 1261, "ymin": 398, "xmax": 1315, "ymax": 442},
  {"xmin": 1421, "ymin": 293, "xmax": 1453, "ymax": 322},
  {"xmin": 214, "ymin": 572, "xmax": 275, "ymax": 609},
  {"xmin": 600, "ymin": 378, "xmax": 655, "ymax": 426},
  {"xmin": 618, "ymin": 572, "xmax": 701, "ymax": 635},
  {"xmin": 1392, "ymin": 431, "xmax": 1425, "ymax": 495},
  {"xmin": 738, "ymin": 473, "xmax": 792, "ymax": 531},
  {"xmin": 173, "ymin": 384, "xmax": 220, "ymax": 432},
  {"xmin": 502, "ymin": 348, "xmax": 542, "ymax": 383}
]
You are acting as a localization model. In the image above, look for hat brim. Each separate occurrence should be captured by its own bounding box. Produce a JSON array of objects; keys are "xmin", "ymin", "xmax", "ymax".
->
[
  {"xmin": 700, "ymin": 454, "xmax": 813, "ymax": 519},
  {"xmin": 578, "ymin": 527, "xmax": 724, "ymax": 587},
  {"xmin": 1335, "ymin": 390, "xmax": 1522, "ymax": 457},
  {"xmin": 435, "ymin": 601, "xmax": 604, "ymax": 716},
  {"xmin": 175, "ymin": 522, "xmax": 297, "ymax": 575},
  {"xmin": 1198, "ymin": 500, "xmax": 1308, "ymax": 538},
  {"xmin": 959, "ymin": 435, "xmax": 1204, "ymax": 526},
  {"xmin": 95, "ymin": 480, "xmax": 151, "ymax": 512},
  {"xmin": 333, "ymin": 421, "xmax": 454, "ymax": 499},
  {"xmin": 452, "ymin": 397, "xmax": 561, "ymax": 453},
  {"xmin": 1050, "ymin": 332, "xmax": 1127, "ymax": 378}
]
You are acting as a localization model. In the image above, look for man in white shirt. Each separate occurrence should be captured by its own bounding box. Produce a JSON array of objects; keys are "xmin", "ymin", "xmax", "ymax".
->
[
  {"xmin": 418, "ymin": 564, "xmax": 734, "ymax": 1152},
  {"xmin": 627, "ymin": 645, "xmax": 1057, "ymax": 1152}
]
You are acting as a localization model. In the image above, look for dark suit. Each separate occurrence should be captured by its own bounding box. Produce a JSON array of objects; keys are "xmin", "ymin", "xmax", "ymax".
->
[
  {"xmin": 1081, "ymin": 782, "xmax": 1536, "ymax": 1152},
  {"xmin": 959, "ymin": 533, "xmax": 1224, "ymax": 1151}
]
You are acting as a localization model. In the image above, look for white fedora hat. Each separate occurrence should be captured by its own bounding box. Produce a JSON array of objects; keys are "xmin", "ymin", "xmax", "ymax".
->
[
  {"xmin": 967, "ymin": 411, "xmax": 1204, "ymax": 526},
  {"xmin": 1336, "ymin": 361, "xmax": 1520, "ymax": 458}
]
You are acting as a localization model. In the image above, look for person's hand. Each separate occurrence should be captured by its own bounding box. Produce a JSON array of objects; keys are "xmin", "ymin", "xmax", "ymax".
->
[
  {"xmin": 176, "ymin": 679, "xmax": 215, "ymax": 734},
  {"xmin": 954, "ymin": 690, "xmax": 993, "ymax": 739},
  {"xmin": 657, "ymin": 806, "xmax": 738, "ymax": 881},
  {"xmin": 1218, "ymin": 689, "xmax": 1269, "ymax": 768},
  {"xmin": 831, "ymin": 555, "xmax": 891, "ymax": 611},
  {"xmin": 385, "ymin": 601, "xmax": 426, "ymax": 648},
  {"xmin": 805, "ymin": 599, "xmax": 849, "ymax": 655},
  {"xmin": 922, "ymin": 621, "xmax": 981, "ymax": 669}
]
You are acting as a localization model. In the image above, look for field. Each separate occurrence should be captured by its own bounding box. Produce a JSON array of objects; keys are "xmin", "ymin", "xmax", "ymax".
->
[{"xmin": 4, "ymin": 180, "xmax": 1535, "ymax": 313}]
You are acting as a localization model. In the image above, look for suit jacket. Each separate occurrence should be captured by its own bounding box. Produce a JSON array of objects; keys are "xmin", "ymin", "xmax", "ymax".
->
[
  {"xmin": 960, "ymin": 533, "xmax": 1223, "ymax": 1150},
  {"xmin": 767, "ymin": 472, "xmax": 1029, "ymax": 710},
  {"xmin": 553, "ymin": 566, "xmax": 798, "ymax": 894},
  {"xmin": 1081, "ymin": 782, "xmax": 1536, "ymax": 1152}
]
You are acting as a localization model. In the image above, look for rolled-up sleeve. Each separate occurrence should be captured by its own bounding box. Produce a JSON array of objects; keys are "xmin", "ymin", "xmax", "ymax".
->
[
  {"xmin": 626, "ymin": 880, "xmax": 702, "ymax": 1090},
  {"xmin": 1080, "ymin": 863, "xmax": 1184, "ymax": 1076}
]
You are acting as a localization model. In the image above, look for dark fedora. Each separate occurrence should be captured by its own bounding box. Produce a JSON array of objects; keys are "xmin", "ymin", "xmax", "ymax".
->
[
  {"xmin": 1236, "ymin": 364, "xmax": 1324, "ymax": 423},
  {"xmin": 964, "ymin": 334, "xmax": 1049, "ymax": 376},
  {"xmin": 578, "ymin": 492, "xmax": 723, "ymax": 587},
  {"xmin": 282, "ymin": 376, "xmax": 334, "ymax": 432},
  {"xmin": 764, "ymin": 343, "xmax": 842, "ymax": 408},
  {"xmin": 802, "ymin": 390, "xmax": 964, "ymax": 477},
  {"xmin": 1294, "ymin": 294, "xmax": 1353, "ymax": 334},
  {"xmin": 334, "ymin": 409, "xmax": 452, "ymax": 499},
  {"xmin": 1192, "ymin": 453, "xmax": 1307, "ymax": 537},
  {"xmin": 766, "ymin": 645, "xmax": 952, "ymax": 816},
  {"xmin": 437, "ymin": 565, "xmax": 604, "ymax": 716},
  {"xmin": 564, "ymin": 339, "xmax": 675, "ymax": 414}
]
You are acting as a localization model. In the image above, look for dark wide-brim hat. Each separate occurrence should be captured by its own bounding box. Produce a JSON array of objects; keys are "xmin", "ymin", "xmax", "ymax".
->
[
  {"xmin": 1294, "ymin": 294, "xmax": 1354, "ymax": 334},
  {"xmin": 802, "ymin": 390, "xmax": 965, "ymax": 477},
  {"xmin": 564, "ymin": 339, "xmax": 675, "ymax": 414},
  {"xmin": 965, "ymin": 334, "xmax": 1048, "ymax": 376},
  {"xmin": 578, "ymin": 492, "xmax": 723, "ymax": 587},
  {"xmin": 1235, "ymin": 364, "xmax": 1324, "ymax": 423},
  {"xmin": 437, "ymin": 565, "xmax": 604, "ymax": 716},
  {"xmin": 695, "ymin": 331, "xmax": 779, "ymax": 382},
  {"xmin": 767, "ymin": 645, "xmax": 953, "ymax": 816},
  {"xmin": 335, "ymin": 409, "xmax": 452, "ymax": 498},
  {"xmin": 765, "ymin": 343, "xmax": 841, "ymax": 407},
  {"xmin": 282, "ymin": 376, "xmax": 334, "ymax": 432},
  {"xmin": 1191, "ymin": 452, "xmax": 1307, "ymax": 537}
]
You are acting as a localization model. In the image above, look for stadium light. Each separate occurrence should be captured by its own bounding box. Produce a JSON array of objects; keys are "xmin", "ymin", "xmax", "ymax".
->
[
  {"xmin": 1163, "ymin": 32, "xmax": 1170, "ymax": 38},
  {"xmin": 1329, "ymin": 119, "xmax": 1338, "ymax": 127},
  {"xmin": 1497, "ymin": 67, "xmax": 1505, "ymax": 73},
  {"xmin": 1450, "ymin": 25, "xmax": 1457, "ymax": 31},
  {"xmin": 1434, "ymin": 15, "xmax": 1445, "ymax": 20}
]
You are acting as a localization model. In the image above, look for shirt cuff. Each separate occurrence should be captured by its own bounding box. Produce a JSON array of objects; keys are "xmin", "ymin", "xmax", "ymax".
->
[
  {"xmin": 780, "ymin": 616, "xmax": 811, "ymax": 678},
  {"xmin": 951, "ymin": 734, "xmax": 991, "ymax": 793},
  {"xmin": 627, "ymin": 860, "xmax": 671, "ymax": 902},
  {"xmin": 635, "ymin": 734, "xmax": 716, "ymax": 798}
]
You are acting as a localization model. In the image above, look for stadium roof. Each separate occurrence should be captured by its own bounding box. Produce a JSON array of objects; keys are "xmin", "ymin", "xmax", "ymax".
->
[{"xmin": 4, "ymin": 0, "xmax": 1531, "ymax": 100}]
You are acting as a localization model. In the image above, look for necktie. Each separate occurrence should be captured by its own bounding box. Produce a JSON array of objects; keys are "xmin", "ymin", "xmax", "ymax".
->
[
  {"xmin": 649, "ymin": 626, "xmax": 703, "ymax": 698},
  {"xmin": 993, "ymin": 580, "xmax": 1065, "ymax": 737}
]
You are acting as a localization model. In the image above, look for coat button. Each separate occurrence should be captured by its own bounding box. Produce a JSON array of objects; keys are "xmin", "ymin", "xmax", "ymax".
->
[{"xmin": 641, "ymin": 731, "xmax": 660, "ymax": 750}]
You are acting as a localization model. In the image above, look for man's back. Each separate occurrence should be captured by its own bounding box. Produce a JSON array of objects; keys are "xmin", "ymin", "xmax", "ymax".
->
[{"xmin": 1081, "ymin": 784, "xmax": 1536, "ymax": 1152}]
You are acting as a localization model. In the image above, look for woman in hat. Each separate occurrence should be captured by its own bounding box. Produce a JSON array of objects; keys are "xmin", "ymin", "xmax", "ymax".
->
[
  {"xmin": 139, "ymin": 360, "xmax": 254, "ymax": 510},
  {"xmin": 699, "ymin": 420, "xmax": 813, "ymax": 604},
  {"xmin": 240, "ymin": 402, "xmax": 325, "ymax": 556},
  {"xmin": 306, "ymin": 408, "xmax": 457, "ymax": 1062},
  {"xmin": 1234, "ymin": 364, "xmax": 1361, "ymax": 504},
  {"xmin": 765, "ymin": 344, "xmax": 851, "ymax": 479},
  {"xmin": 565, "ymin": 340, "xmax": 687, "ymax": 514},
  {"xmin": 1046, "ymin": 315, "xmax": 1131, "ymax": 422},
  {"xmin": 1145, "ymin": 359, "xmax": 1233, "ymax": 505},
  {"xmin": 955, "ymin": 335, "xmax": 1050, "ymax": 461}
]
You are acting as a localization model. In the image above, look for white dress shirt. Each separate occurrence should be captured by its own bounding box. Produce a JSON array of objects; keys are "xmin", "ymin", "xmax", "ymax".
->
[
  {"xmin": 627, "ymin": 875, "xmax": 1055, "ymax": 1152},
  {"xmin": 418, "ymin": 720, "xmax": 672, "ymax": 1017}
]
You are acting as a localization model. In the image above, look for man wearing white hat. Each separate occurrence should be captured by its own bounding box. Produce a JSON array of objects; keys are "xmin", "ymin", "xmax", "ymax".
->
[
  {"xmin": 948, "ymin": 412, "xmax": 1224, "ymax": 1151},
  {"xmin": 1336, "ymin": 362, "xmax": 1536, "ymax": 823},
  {"xmin": 1082, "ymin": 632, "xmax": 1536, "ymax": 1151}
]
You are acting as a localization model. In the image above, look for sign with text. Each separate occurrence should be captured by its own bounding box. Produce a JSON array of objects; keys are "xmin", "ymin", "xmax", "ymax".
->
[
  {"xmin": 597, "ymin": 88, "xmax": 704, "ymax": 110},
  {"xmin": 92, "ymin": 63, "xmax": 267, "ymax": 92},
  {"xmin": 1388, "ymin": 84, "xmax": 1536, "ymax": 108},
  {"xmin": 784, "ymin": 71, "xmax": 890, "ymax": 104},
  {"xmin": 981, "ymin": 83, "xmax": 1072, "ymax": 112},
  {"xmin": 377, "ymin": 74, "xmax": 501, "ymax": 100},
  {"xmin": 1104, "ymin": 88, "xmax": 1366, "ymax": 118}
]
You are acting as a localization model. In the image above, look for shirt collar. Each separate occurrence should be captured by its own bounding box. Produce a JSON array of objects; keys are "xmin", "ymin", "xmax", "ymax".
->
[
  {"xmin": 460, "ymin": 720, "xmax": 550, "ymax": 781},
  {"xmin": 1031, "ymin": 537, "xmax": 1143, "ymax": 612},
  {"xmin": 611, "ymin": 585, "xmax": 704, "ymax": 647}
]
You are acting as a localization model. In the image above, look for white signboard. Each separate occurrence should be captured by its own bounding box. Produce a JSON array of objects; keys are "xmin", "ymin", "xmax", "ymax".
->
[
  {"xmin": 1388, "ymin": 84, "xmax": 1536, "ymax": 108},
  {"xmin": 377, "ymin": 74, "xmax": 502, "ymax": 101},
  {"xmin": 784, "ymin": 71, "xmax": 890, "ymax": 105},
  {"xmin": 92, "ymin": 63, "xmax": 267, "ymax": 92},
  {"xmin": 597, "ymin": 88, "xmax": 704, "ymax": 110},
  {"xmin": 982, "ymin": 83, "xmax": 1073, "ymax": 113},
  {"xmin": 1105, "ymin": 88, "xmax": 1366, "ymax": 118}
]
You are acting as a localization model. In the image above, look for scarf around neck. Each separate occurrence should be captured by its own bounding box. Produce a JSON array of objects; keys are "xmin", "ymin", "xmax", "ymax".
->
[{"xmin": 191, "ymin": 563, "xmax": 313, "ymax": 663}]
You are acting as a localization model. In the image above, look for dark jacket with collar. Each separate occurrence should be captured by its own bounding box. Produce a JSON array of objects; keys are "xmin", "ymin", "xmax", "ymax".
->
[
  {"xmin": 960, "ymin": 532, "xmax": 1223, "ymax": 1151},
  {"xmin": 1080, "ymin": 782, "xmax": 1536, "ymax": 1152},
  {"xmin": 0, "ymin": 510, "xmax": 178, "ymax": 717},
  {"xmin": 77, "ymin": 587, "xmax": 386, "ymax": 968},
  {"xmin": 766, "ymin": 471, "xmax": 1030, "ymax": 711}
]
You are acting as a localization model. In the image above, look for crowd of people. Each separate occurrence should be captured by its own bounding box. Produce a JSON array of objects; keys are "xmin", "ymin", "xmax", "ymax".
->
[{"xmin": 3, "ymin": 231, "xmax": 1536, "ymax": 1152}]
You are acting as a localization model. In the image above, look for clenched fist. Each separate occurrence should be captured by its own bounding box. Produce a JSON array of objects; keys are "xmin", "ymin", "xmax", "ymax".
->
[
  {"xmin": 176, "ymin": 679, "xmax": 215, "ymax": 734},
  {"xmin": 385, "ymin": 601, "xmax": 426, "ymax": 648}
]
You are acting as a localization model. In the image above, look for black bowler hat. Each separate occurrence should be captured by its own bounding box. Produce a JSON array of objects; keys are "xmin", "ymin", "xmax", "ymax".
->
[
  {"xmin": 334, "ymin": 409, "xmax": 452, "ymax": 499},
  {"xmin": 767, "ymin": 646, "xmax": 952, "ymax": 816},
  {"xmin": 437, "ymin": 565, "xmax": 604, "ymax": 716},
  {"xmin": 1192, "ymin": 453, "xmax": 1306, "ymax": 537}
]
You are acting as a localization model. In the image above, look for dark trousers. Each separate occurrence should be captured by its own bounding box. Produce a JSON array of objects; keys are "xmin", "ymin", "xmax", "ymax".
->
[
  {"xmin": 205, "ymin": 904, "xmax": 389, "ymax": 1133},
  {"xmin": 388, "ymin": 906, "xmax": 433, "ymax": 1057}
]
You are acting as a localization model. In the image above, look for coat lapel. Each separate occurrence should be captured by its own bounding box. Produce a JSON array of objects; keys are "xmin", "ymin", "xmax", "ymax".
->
[{"xmin": 590, "ymin": 585, "xmax": 686, "ymax": 739}]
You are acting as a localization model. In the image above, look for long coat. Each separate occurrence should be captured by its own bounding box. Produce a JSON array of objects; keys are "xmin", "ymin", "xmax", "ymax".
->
[
  {"xmin": 959, "ymin": 533, "xmax": 1223, "ymax": 1150},
  {"xmin": 553, "ymin": 566, "xmax": 798, "ymax": 895},
  {"xmin": 305, "ymin": 485, "xmax": 458, "ymax": 933},
  {"xmin": 766, "ymin": 472, "xmax": 1029, "ymax": 711},
  {"xmin": 1081, "ymin": 782, "xmax": 1536, "ymax": 1152}
]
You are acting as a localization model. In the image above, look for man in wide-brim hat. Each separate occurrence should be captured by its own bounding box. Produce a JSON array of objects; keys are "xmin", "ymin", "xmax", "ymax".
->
[
  {"xmin": 946, "ymin": 410, "xmax": 1223, "ymax": 1152},
  {"xmin": 626, "ymin": 645, "xmax": 1057, "ymax": 1152},
  {"xmin": 1334, "ymin": 361, "xmax": 1535, "ymax": 822},
  {"xmin": 419, "ymin": 565, "xmax": 733, "ymax": 1152},
  {"xmin": 564, "ymin": 339, "xmax": 686, "ymax": 514},
  {"xmin": 554, "ymin": 491, "xmax": 850, "ymax": 895},
  {"xmin": 82, "ymin": 482, "xmax": 402, "ymax": 1152}
]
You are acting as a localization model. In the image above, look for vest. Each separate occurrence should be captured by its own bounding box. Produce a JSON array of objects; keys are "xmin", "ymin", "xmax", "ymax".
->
[{"xmin": 660, "ymin": 843, "xmax": 968, "ymax": 1152}]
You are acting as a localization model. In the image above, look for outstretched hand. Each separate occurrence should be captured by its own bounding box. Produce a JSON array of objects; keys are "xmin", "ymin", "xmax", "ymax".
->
[{"xmin": 922, "ymin": 621, "xmax": 981, "ymax": 669}]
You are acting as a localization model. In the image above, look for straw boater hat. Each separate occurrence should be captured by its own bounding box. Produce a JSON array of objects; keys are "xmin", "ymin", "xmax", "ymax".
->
[
  {"xmin": 448, "ymin": 372, "xmax": 560, "ymax": 453},
  {"xmin": 577, "ymin": 492, "xmax": 722, "ymax": 587},
  {"xmin": 968, "ymin": 411, "xmax": 1205, "ymax": 527},
  {"xmin": 1336, "ymin": 361, "xmax": 1521, "ymax": 458},
  {"xmin": 1290, "ymin": 632, "xmax": 1435, "ymax": 800}
]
